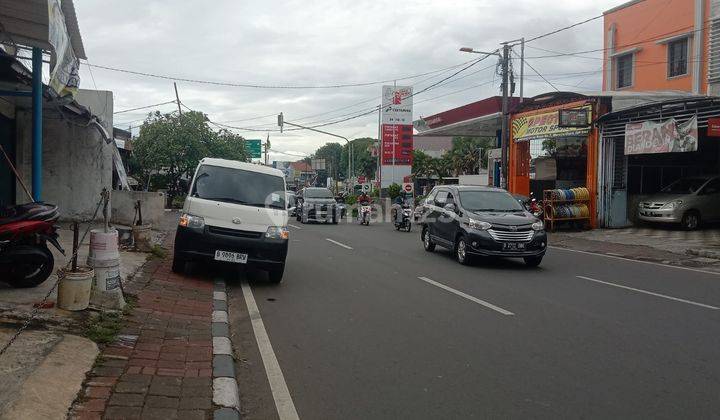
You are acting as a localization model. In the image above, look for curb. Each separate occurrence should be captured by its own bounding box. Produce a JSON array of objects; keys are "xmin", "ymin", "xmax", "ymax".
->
[{"xmin": 211, "ymin": 278, "xmax": 240, "ymax": 420}]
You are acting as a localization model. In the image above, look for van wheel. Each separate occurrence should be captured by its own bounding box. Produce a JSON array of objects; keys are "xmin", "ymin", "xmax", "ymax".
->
[
  {"xmin": 681, "ymin": 210, "xmax": 700, "ymax": 230},
  {"xmin": 422, "ymin": 227, "xmax": 435, "ymax": 252},
  {"xmin": 171, "ymin": 254, "xmax": 185, "ymax": 273},
  {"xmin": 268, "ymin": 265, "xmax": 285, "ymax": 283},
  {"xmin": 455, "ymin": 235, "xmax": 473, "ymax": 265}
]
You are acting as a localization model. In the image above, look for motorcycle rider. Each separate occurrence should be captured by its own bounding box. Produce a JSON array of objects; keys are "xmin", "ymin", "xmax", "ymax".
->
[
  {"xmin": 392, "ymin": 192, "xmax": 411, "ymax": 224},
  {"xmin": 358, "ymin": 191, "xmax": 372, "ymax": 205}
]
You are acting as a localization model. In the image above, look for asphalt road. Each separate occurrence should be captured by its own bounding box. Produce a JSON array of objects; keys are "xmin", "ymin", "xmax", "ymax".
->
[{"xmin": 227, "ymin": 219, "xmax": 720, "ymax": 419}]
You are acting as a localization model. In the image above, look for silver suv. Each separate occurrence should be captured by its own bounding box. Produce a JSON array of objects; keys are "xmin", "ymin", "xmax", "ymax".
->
[{"xmin": 638, "ymin": 176, "xmax": 720, "ymax": 230}]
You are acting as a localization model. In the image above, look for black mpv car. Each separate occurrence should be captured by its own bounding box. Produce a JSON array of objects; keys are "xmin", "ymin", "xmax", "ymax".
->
[{"xmin": 419, "ymin": 186, "xmax": 547, "ymax": 266}]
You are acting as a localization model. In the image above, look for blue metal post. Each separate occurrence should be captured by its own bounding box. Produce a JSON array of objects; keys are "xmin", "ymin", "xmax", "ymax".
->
[{"xmin": 31, "ymin": 47, "xmax": 42, "ymax": 201}]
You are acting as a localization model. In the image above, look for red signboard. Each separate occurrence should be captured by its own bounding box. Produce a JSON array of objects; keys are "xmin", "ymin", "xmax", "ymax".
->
[
  {"xmin": 708, "ymin": 117, "xmax": 720, "ymax": 137},
  {"xmin": 357, "ymin": 176, "xmax": 366, "ymax": 184},
  {"xmin": 381, "ymin": 124, "xmax": 413, "ymax": 165}
]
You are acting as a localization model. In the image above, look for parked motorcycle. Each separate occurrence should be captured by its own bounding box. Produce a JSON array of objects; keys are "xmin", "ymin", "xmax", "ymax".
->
[
  {"xmin": 513, "ymin": 193, "xmax": 544, "ymax": 220},
  {"xmin": 393, "ymin": 205, "xmax": 412, "ymax": 232},
  {"xmin": 359, "ymin": 203, "xmax": 372, "ymax": 226},
  {"xmin": 0, "ymin": 202, "xmax": 64, "ymax": 288}
]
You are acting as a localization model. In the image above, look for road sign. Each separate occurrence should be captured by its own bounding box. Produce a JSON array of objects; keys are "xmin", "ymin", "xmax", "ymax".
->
[
  {"xmin": 362, "ymin": 183, "xmax": 370, "ymax": 192},
  {"xmin": 402, "ymin": 183, "xmax": 413, "ymax": 193},
  {"xmin": 246, "ymin": 139, "xmax": 262, "ymax": 159},
  {"xmin": 358, "ymin": 176, "xmax": 366, "ymax": 184}
]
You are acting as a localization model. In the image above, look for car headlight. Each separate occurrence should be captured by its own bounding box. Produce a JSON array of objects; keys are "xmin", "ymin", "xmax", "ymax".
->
[
  {"xmin": 532, "ymin": 221, "xmax": 544, "ymax": 231},
  {"xmin": 179, "ymin": 213, "xmax": 205, "ymax": 229},
  {"xmin": 468, "ymin": 218, "xmax": 492, "ymax": 230},
  {"xmin": 265, "ymin": 226, "xmax": 289, "ymax": 240},
  {"xmin": 661, "ymin": 200, "xmax": 683, "ymax": 210}
]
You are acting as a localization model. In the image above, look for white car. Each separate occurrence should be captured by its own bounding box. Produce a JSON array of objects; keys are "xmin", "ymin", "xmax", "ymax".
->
[{"xmin": 172, "ymin": 158, "xmax": 289, "ymax": 282}]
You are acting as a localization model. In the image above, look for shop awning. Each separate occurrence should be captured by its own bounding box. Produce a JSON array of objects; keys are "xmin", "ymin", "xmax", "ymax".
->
[
  {"xmin": 414, "ymin": 112, "xmax": 501, "ymax": 137},
  {"xmin": 598, "ymin": 96, "xmax": 720, "ymax": 137}
]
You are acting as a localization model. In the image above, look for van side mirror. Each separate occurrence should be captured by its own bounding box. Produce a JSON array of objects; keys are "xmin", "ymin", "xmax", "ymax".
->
[{"xmin": 444, "ymin": 203, "xmax": 456, "ymax": 213}]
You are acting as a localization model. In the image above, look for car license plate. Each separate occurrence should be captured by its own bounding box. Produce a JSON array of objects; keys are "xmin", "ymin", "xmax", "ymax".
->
[
  {"xmin": 214, "ymin": 250, "xmax": 248, "ymax": 264},
  {"xmin": 502, "ymin": 242, "xmax": 525, "ymax": 251}
]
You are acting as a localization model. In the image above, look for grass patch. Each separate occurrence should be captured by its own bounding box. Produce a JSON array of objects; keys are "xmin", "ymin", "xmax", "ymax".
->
[
  {"xmin": 149, "ymin": 244, "xmax": 167, "ymax": 259},
  {"xmin": 85, "ymin": 311, "xmax": 124, "ymax": 344}
]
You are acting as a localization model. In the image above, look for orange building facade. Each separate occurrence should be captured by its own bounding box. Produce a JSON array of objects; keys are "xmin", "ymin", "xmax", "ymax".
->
[{"xmin": 602, "ymin": 0, "xmax": 711, "ymax": 94}]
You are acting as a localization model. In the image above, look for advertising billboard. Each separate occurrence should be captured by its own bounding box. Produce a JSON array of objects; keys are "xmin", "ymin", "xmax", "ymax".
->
[{"xmin": 381, "ymin": 86, "xmax": 413, "ymax": 187}]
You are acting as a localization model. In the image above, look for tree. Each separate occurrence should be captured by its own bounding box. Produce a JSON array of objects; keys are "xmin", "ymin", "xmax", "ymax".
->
[
  {"xmin": 445, "ymin": 136, "xmax": 496, "ymax": 176},
  {"xmin": 133, "ymin": 111, "xmax": 248, "ymax": 201},
  {"xmin": 314, "ymin": 142, "xmax": 344, "ymax": 179}
]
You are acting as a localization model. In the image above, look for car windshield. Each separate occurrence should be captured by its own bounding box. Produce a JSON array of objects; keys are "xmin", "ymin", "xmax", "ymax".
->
[
  {"xmin": 662, "ymin": 178, "xmax": 709, "ymax": 194},
  {"xmin": 191, "ymin": 165, "xmax": 286, "ymax": 209},
  {"xmin": 304, "ymin": 189, "xmax": 334, "ymax": 199},
  {"xmin": 459, "ymin": 190, "xmax": 525, "ymax": 212}
]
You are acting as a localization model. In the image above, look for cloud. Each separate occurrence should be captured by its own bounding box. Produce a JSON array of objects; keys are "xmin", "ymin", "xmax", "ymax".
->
[{"xmin": 75, "ymin": 0, "xmax": 626, "ymax": 162}]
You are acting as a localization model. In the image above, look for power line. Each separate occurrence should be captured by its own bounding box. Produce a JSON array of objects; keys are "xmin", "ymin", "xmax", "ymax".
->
[
  {"xmin": 515, "ymin": 51, "xmax": 559, "ymax": 92},
  {"xmin": 114, "ymin": 100, "xmax": 177, "ymax": 114},
  {"xmin": 521, "ymin": 14, "xmax": 604, "ymax": 45},
  {"xmin": 83, "ymin": 58, "xmax": 479, "ymax": 90}
]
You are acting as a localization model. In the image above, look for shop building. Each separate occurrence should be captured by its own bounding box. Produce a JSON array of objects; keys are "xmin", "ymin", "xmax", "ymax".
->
[
  {"xmin": 508, "ymin": 91, "xmax": 695, "ymax": 228},
  {"xmin": 596, "ymin": 97, "xmax": 720, "ymax": 227},
  {"xmin": 603, "ymin": 0, "xmax": 716, "ymax": 95}
]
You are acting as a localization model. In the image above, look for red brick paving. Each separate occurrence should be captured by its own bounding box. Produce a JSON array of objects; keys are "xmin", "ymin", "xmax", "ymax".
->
[{"xmin": 69, "ymin": 238, "xmax": 217, "ymax": 420}]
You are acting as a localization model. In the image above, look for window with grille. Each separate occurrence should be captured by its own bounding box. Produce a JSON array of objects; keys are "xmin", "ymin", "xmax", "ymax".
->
[
  {"xmin": 709, "ymin": 17, "xmax": 720, "ymax": 83},
  {"xmin": 616, "ymin": 54, "xmax": 633, "ymax": 88},
  {"xmin": 667, "ymin": 38, "xmax": 688, "ymax": 77}
]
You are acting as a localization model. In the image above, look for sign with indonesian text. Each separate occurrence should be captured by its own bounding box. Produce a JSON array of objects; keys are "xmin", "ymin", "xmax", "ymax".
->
[
  {"xmin": 382, "ymin": 124, "xmax": 413, "ymax": 165},
  {"xmin": 382, "ymin": 85, "xmax": 413, "ymax": 125},
  {"xmin": 512, "ymin": 106, "xmax": 592, "ymax": 141},
  {"xmin": 625, "ymin": 116, "xmax": 698, "ymax": 155}
]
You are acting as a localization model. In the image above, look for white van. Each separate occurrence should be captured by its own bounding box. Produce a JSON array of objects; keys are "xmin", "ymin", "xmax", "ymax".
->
[{"xmin": 173, "ymin": 158, "xmax": 289, "ymax": 282}]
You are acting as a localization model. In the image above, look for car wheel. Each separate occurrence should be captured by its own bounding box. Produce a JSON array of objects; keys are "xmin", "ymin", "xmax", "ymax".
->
[
  {"xmin": 681, "ymin": 211, "xmax": 700, "ymax": 230},
  {"xmin": 523, "ymin": 255, "xmax": 543, "ymax": 267},
  {"xmin": 456, "ymin": 235, "xmax": 473, "ymax": 265},
  {"xmin": 171, "ymin": 254, "xmax": 185, "ymax": 273},
  {"xmin": 422, "ymin": 227, "xmax": 436, "ymax": 252},
  {"xmin": 268, "ymin": 265, "xmax": 285, "ymax": 283}
]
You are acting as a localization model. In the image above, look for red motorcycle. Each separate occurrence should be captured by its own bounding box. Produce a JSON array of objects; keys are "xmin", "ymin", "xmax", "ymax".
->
[{"xmin": 0, "ymin": 203, "xmax": 64, "ymax": 288}]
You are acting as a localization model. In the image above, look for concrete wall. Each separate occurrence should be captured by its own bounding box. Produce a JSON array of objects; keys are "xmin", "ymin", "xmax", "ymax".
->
[
  {"xmin": 15, "ymin": 89, "xmax": 114, "ymax": 221},
  {"xmin": 111, "ymin": 190, "xmax": 166, "ymax": 226}
]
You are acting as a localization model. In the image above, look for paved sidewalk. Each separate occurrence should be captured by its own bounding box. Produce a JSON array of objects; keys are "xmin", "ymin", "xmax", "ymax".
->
[{"xmin": 70, "ymin": 243, "xmax": 218, "ymax": 420}]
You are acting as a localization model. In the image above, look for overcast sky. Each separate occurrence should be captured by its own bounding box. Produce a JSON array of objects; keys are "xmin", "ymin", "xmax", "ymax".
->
[{"xmin": 74, "ymin": 0, "xmax": 627, "ymax": 162}]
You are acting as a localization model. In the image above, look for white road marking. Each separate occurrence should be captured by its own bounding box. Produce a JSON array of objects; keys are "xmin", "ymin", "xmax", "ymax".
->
[
  {"xmin": 575, "ymin": 275, "xmax": 720, "ymax": 310},
  {"xmin": 288, "ymin": 224, "xmax": 302, "ymax": 229},
  {"xmin": 549, "ymin": 246, "xmax": 720, "ymax": 276},
  {"xmin": 241, "ymin": 281, "xmax": 300, "ymax": 420},
  {"xmin": 417, "ymin": 277, "xmax": 514, "ymax": 316},
  {"xmin": 325, "ymin": 238, "xmax": 353, "ymax": 250}
]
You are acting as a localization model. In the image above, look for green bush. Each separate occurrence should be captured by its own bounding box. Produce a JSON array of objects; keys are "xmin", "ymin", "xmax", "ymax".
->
[
  {"xmin": 387, "ymin": 183, "xmax": 401, "ymax": 199},
  {"xmin": 344, "ymin": 195, "xmax": 357, "ymax": 206}
]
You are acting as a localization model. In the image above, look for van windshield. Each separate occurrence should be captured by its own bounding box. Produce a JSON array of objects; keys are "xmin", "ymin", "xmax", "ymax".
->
[{"xmin": 191, "ymin": 165, "xmax": 286, "ymax": 210}]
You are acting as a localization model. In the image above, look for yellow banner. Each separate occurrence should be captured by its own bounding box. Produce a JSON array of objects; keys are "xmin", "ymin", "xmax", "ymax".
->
[{"xmin": 512, "ymin": 106, "xmax": 591, "ymax": 141}]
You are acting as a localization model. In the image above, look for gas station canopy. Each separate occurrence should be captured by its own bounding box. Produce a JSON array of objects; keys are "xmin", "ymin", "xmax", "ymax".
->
[{"xmin": 414, "ymin": 96, "xmax": 521, "ymax": 137}]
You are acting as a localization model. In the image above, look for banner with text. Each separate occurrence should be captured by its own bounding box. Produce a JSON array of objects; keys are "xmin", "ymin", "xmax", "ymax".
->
[
  {"xmin": 624, "ymin": 115, "xmax": 698, "ymax": 155},
  {"xmin": 512, "ymin": 105, "xmax": 591, "ymax": 141}
]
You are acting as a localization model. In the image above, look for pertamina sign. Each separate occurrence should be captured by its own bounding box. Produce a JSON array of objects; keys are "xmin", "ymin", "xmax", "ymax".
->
[
  {"xmin": 382, "ymin": 85, "xmax": 413, "ymax": 125},
  {"xmin": 512, "ymin": 106, "xmax": 592, "ymax": 141}
]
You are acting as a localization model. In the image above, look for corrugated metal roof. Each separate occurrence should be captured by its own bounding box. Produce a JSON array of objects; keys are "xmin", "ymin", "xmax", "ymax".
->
[{"xmin": 0, "ymin": 0, "xmax": 86, "ymax": 59}]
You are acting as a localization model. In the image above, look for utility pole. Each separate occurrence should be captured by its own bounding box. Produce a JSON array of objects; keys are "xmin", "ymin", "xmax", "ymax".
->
[
  {"xmin": 174, "ymin": 82, "xmax": 182, "ymax": 115},
  {"xmin": 264, "ymin": 133, "xmax": 270, "ymax": 165},
  {"xmin": 278, "ymin": 114, "xmax": 351, "ymax": 188},
  {"xmin": 519, "ymin": 38, "xmax": 525, "ymax": 103},
  {"xmin": 500, "ymin": 43, "xmax": 510, "ymax": 190}
]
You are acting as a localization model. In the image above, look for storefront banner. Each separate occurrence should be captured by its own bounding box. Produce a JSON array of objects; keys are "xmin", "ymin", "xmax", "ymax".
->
[
  {"xmin": 512, "ymin": 106, "xmax": 591, "ymax": 141},
  {"xmin": 624, "ymin": 115, "xmax": 698, "ymax": 155},
  {"xmin": 382, "ymin": 85, "xmax": 413, "ymax": 125},
  {"xmin": 48, "ymin": 0, "xmax": 80, "ymax": 98}
]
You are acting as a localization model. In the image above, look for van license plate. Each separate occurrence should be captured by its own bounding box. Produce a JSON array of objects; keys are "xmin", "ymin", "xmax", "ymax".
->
[
  {"xmin": 214, "ymin": 250, "xmax": 248, "ymax": 264},
  {"xmin": 502, "ymin": 243, "xmax": 525, "ymax": 251}
]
